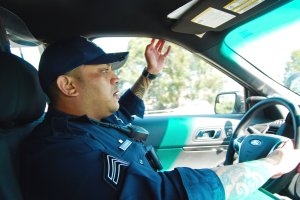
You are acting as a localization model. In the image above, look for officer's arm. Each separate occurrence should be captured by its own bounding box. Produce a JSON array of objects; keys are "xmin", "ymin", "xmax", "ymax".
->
[
  {"xmin": 115, "ymin": 70, "xmax": 154, "ymax": 121},
  {"xmin": 213, "ymin": 141, "xmax": 300, "ymax": 199},
  {"xmin": 117, "ymin": 39, "xmax": 170, "ymax": 120},
  {"xmin": 213, "ymin": 159, "xmax": 276, "ymax": 200},
  {"xmin": 131, "ymin": 39, "xmax": 171, "ymax": 100},
  {"xmin": 130, "ymin": 73, "xmax": 153, "ymax": 99}
]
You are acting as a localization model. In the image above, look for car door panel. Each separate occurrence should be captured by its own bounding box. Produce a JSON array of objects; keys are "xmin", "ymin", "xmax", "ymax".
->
[{"xmin": 133, "ymin": 114, "xmax": 243, "ymax": 171}]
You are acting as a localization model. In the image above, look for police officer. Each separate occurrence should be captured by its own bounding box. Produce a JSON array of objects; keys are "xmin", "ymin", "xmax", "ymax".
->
[{"xmin": 21, "ymin": 36, "xmax": 300, "ymax": 200}]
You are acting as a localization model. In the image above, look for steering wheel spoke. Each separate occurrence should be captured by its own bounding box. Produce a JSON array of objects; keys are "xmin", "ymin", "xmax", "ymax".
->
[
  {"xmin": 233, "ymin": 135, "xmax": 245, "ymax": 154},
  {"xmin": 247, "ymin": 125, "xmax": 264, "ymax": 134}
]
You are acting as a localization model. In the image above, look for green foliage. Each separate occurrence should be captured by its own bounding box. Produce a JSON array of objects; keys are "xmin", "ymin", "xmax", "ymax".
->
[
  {"xmin": 216, "ymin": 101, "xmax": 234, "ymax": 114},
  {"xmin": 118, "ymin": 38, "xmax": 226, "ymax": 111},
  {"xmin": 284, "ymin": 49, "xmax": 300, "ymax": 85}
]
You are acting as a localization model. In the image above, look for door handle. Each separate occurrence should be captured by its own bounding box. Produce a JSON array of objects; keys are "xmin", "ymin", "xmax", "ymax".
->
[{"xmin": 195, "ymin": 129, "xmax": 221, "ymax": 139}]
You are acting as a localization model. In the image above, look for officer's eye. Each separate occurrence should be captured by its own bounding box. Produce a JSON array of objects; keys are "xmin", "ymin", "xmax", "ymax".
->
[{"xmin": 100, "ymin": 68, "xmax": 110, "ymax": 74}]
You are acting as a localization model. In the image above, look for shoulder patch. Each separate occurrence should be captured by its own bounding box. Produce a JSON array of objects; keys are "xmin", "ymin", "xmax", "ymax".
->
[{"xmin": 103, "ymin": 154, "xmax": 129, "ymax": 190}]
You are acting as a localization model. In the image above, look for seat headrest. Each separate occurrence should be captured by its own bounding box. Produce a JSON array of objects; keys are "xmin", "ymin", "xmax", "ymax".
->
[{"xmin": 0, "ymin": 52, "xmax": 46, "ymax": 128}]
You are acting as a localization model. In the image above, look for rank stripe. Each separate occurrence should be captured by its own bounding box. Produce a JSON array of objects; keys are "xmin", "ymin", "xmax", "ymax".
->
[{"xmin": 106, "ymin": 155, "xmax": 129, "ymax": 185}]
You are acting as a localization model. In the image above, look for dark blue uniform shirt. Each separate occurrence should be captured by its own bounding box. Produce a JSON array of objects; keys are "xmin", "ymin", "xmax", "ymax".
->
[{"xmin": 21, "ymin": 90, "xmax": 225, "ymax": 200}]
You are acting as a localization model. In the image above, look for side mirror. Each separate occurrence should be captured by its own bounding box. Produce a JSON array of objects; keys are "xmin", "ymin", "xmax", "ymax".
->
[{"xmin": 215, "ymin": 91, "xmax": 245, "ymax": 114}]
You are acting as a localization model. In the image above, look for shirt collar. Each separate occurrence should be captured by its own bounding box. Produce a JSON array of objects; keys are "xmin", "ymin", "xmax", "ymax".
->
[
  {"xmin": 46, "ymin": 107, "xmax": 91, "ymax": 123},
  {"xmin": 46, "ymin": 107, "xmax": 116, "ymax": 125}
]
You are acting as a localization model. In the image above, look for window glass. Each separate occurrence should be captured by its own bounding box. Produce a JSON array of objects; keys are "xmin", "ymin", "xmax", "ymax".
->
[
  {"xmin": 94, "ymin": 37, "xmax": 244, "ymax": 115},
  {"xmin": 225, "ymin": 0, "xmax": 300, "ymax": 95},
  {"xmin": 10, "ymin": 37, "xmax": 244, "ymax": 115},
  {"xmin": 10, "ymin": 44, "xmax": 42, "ymax": 69}
]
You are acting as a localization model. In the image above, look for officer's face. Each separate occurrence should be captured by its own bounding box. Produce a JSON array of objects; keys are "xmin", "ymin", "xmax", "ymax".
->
[{"xmin": 74, "ymin": 63, "xmax": 120, "ymax": 120}]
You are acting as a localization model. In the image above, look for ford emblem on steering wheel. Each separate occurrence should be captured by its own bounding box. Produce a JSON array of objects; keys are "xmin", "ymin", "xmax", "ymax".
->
[{"xmin": 250, "ymin": 139, "xmax": 262, "ymax": 146}]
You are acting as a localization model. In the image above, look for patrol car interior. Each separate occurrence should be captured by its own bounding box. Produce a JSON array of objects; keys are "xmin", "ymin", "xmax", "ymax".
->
[{"xmin": 0, "ymin": 0, "xmax": 300, "ymax": 199}]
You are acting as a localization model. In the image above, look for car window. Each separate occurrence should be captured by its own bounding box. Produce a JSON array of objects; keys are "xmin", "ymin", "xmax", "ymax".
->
[
  {"xmin": 94, "ymin": 37, "xmax": 244, "ymax": 115},
  {"xmin": 10, "ymin": 37, "xmax": 245, "ymax": 115},
  {"xmin": 10, "ymin": 43, "xmax": 42, "ymax": 69},
  {"xmin": 225, "ymin": 0, "xmax": 300, "ymax": 95}
]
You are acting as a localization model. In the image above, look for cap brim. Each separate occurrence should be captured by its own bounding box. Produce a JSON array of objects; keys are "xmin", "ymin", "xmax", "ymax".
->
[{"xmin": 85, "ymin": 52, "xmax": 129, "ymax": 70}]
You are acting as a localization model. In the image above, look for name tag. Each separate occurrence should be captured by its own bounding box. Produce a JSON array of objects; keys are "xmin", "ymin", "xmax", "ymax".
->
[{"xmin": 118, "ymin": 139, "xmax": 132, "ymax": 151}]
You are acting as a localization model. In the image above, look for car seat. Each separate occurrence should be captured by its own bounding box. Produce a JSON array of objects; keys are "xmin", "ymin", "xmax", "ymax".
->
[{"xmin": 0, "ymin": 52, "xmax": 46, "ymax": 200}]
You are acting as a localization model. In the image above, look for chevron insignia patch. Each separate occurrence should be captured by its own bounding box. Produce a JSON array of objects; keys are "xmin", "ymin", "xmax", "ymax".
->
[{"xmin": 103, "ymin": 154, "xmax": 129, "ymax": 190}]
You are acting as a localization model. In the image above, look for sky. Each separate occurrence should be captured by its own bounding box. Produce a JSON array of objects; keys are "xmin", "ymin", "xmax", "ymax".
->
[
  {"xmin": 235, "ymin": 21, "xmax": 300, "ymax": 82},
  {"xmin": 93, "ymin": 37, "xmax": 132, "ymax": 53}
]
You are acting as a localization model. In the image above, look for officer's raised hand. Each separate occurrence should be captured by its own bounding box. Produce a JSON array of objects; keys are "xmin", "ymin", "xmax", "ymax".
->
[{"xmin": 144, "ymin": 39, "xmax": 171, "ymax": 74}]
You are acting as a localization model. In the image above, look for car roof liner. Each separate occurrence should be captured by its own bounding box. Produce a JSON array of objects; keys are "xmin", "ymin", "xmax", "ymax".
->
[
  {"xmin": 170, "ymin": 0, "xmax": 292, "ymax": 35},
  {"xmin": 0, "ymin": 7, "xmax": 41, "ymax": 46}
]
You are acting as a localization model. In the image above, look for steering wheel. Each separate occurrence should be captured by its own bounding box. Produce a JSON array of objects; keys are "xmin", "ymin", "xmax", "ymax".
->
[{"xmin": 224, "ymin": 97, "xmax": 300, "ymax": 192}]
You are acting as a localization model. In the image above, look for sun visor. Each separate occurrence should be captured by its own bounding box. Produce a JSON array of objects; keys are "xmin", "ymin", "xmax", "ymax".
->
[
  {"xmin": 168, "ymin": 0, "xmax": 292, "ymax": 35},
  {"xmin": 0, "ymin": 7, "xmax": 41, "ymax": 46}
]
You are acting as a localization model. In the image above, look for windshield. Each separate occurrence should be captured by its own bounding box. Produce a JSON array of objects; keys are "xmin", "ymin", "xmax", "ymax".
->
[{"xmin": 225, "ymin": 0, "xmax": 300, "ymax": 95}]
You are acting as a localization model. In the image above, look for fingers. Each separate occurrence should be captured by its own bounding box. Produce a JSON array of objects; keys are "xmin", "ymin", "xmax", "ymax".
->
[
  {"xmin": 285, "ymin": 148, "xmax": 300, "ymax": 173},
  {"xmin": 163, "ymin": 45, "xmax": 171, "ymax": 57},
  {"xmin": 150, "ymin": 38, "xmax": 171, "ymax": 55},
  {"xmin": 154, "ymin": 39, "xmax": 163, "ymax": 51},
  {"xmin": 157, "ymin": 40, "xmax": 165, "ymax": 52},
  {"xmin": 280, "ymin": 140, "xmax": 295, "ymax": 152},
  {"xmin": 277, "ymin": 140, "xmax": 292, "ymax": 149},
  {"xmin": 146, "ymin": 38, "xmax": 155, "ymax": 50}
]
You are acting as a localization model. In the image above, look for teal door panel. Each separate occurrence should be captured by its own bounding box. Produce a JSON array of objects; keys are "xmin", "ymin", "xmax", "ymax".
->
[{"xmin": 134, "ymin": 114, "xmax": 243, "ymax": 170}]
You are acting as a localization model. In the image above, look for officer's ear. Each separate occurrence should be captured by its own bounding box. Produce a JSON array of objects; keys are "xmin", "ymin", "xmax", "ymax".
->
[{"xmin": 56, "ymin": 75, "xmax": 79, "ymax": 97}]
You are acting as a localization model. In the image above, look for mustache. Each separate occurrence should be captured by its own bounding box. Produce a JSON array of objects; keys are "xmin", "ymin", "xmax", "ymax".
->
[{"xmin": 113, "ymin": 85, "xmax": 119, "ymax": 93}]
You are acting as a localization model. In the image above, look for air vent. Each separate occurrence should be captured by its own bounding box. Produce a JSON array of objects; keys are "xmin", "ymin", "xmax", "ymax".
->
[
  {"xmin": 266, "ymin": 119, "xmax": 285, "ymax": 134},
  {"xmin": 266, "ymin": 126, "xmax": 279, "ymax": 134}
]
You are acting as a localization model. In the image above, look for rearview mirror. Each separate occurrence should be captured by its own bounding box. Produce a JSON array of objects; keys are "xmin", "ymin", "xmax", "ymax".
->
[{"xmin": 215, "ymin": 92, "xmax": 245, "ymax": 114}]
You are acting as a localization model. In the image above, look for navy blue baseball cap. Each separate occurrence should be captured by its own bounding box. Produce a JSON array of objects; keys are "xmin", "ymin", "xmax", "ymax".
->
[{"xmin": 38, "ymin": 36, "xmax": 129, "ymax": 91}]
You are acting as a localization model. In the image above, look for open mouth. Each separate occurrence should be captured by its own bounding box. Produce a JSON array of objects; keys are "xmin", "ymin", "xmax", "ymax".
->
[{"xmin": 113, "ymin": 90, "xmax": 120, "ymax": 99}]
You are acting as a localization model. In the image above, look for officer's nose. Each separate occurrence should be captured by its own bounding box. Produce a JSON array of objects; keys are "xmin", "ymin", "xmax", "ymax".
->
[{"xmin": 111, "ymin": 72, "xmax": 119, "ymax": 85}]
